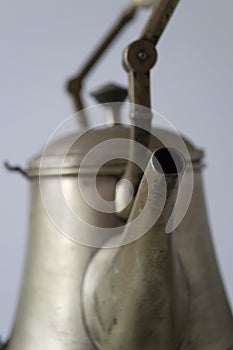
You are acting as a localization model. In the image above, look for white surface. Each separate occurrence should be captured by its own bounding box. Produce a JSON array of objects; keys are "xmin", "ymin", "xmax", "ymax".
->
[{"xmin": 0, "ymin": 0, "xmax": 232, "ymax": 340}]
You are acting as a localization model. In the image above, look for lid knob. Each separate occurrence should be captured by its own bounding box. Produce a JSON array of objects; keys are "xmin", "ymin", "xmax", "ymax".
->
[
  {"xmin": 91, "ymin": 83, "xmax": 128, "ymax": 125},
  {"xmin": 90, "ymin": 83, "xmax": 128, "ymax": 104}
]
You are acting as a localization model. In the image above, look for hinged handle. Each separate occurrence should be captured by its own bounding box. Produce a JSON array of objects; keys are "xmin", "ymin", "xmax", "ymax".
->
[{"xmin": 116, "ymin": 0, "xmax": 181, "ymax": 219}]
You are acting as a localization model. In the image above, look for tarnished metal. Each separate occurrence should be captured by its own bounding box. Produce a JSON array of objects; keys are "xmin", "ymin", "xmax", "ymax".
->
[
  {"xmin": 116, "ymin": 41, "xmax": 157, "ymax": 218},
  {"xmin": 82, "ymin": 146, "xmax": 233, "ymax": 350},
  {"xmin": 9, "ymin": 126, "xmax": 203, "ymax": 178},
  {"xmin": 3, "ymin": 124, "xmax": 233, "ymax": 350},
  {"xmin": 141, "ymin": 0, "xmax": 181, "ymax": 45},
  {"xmin": 123, "ymin": 39, "xmax": 157, "ymax": 107},
  {"xmin": 3, "ymin": 174, "xmax": 121, "ymax": 350},
  {"xmin": 116, "ymin": 0, "xmax": 181, "ymax": 218},
  {"xmin": 83, "ymin": 149, "xmax": 189, "ymax": 350},
  {"xmin": 2, "ymin": 2, "xmax": 233, "ymax": 350}
]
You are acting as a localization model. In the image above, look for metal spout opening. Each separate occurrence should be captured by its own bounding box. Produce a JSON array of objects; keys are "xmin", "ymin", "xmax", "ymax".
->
[{"xmin": 152, "ymin": 147, "xmax": 185, "ymax": 175}]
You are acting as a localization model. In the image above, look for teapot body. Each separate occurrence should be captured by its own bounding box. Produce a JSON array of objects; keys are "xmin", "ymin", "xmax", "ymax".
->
[
  {"xmin": 4, "ymin": 175, "xmax": 120, "ymax": 350},
  {"xmin": 3, "ymin": 126, "xmax": 233, "ymax": 350},
  {"xmin": 81, "ymin": 138, "xmax": 233, "ymax": 350}
]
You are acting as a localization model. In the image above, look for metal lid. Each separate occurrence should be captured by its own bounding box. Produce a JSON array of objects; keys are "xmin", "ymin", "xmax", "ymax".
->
[{"xmin": 28, "ymin": 125, "xmax": 203, "ymax": 177}]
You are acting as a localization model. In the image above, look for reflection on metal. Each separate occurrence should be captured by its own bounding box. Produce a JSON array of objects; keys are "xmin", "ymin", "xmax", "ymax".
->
[{"xmin": 2, "ymin": 1, "xmax": 233, "ymax": 350}]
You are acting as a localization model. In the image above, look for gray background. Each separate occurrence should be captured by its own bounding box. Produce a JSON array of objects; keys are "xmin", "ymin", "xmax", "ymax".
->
[{"xmin": 0, "ymin": 0, "xmax": 232, "ymax": 340}]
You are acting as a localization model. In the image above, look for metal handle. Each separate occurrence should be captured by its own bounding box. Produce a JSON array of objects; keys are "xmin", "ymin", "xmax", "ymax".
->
[
  {"xmin": 140, "ymin": 0, "xmax": 180, "ymax": 45},
  {"xmin": 67, "ymin": 4, "xmax": 138, "ymax": 127},
  {"xmin": 117, "ymin": 0, "xmax": 181, "ymax": 219}
]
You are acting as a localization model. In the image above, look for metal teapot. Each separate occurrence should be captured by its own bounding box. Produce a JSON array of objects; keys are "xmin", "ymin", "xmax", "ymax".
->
[{"xmin": 2, "ymin": 1, "xmax": 233, "ymax": 350}]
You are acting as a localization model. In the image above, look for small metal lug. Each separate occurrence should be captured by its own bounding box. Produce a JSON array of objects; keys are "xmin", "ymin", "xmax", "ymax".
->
[{"xmin": 4, "ymin": 161, "xmax": 29, "ymax": 179}]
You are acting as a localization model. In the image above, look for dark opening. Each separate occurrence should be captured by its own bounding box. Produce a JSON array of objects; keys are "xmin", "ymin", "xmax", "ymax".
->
[{"xmin": 152, "ymin": 148, "xmax": 185, "ymax": 174}]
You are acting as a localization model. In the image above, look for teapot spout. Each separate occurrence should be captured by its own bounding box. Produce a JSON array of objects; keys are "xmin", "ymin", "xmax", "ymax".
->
[{"xmin": 82, "ymin": 148, "xmax": 189, "ymax": 350}]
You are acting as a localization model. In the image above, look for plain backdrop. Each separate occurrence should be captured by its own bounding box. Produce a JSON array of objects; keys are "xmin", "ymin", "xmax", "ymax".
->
[{"xmin": 0, "ymin": 0, "xmax": 232, "ymax": 340}]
